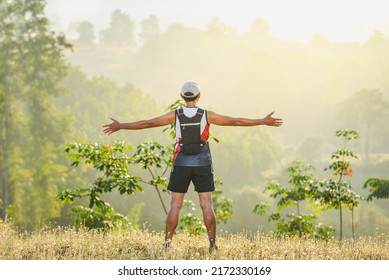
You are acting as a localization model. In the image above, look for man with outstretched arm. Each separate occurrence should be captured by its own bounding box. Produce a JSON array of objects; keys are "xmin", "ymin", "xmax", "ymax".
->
[{"xmin": 103, "ymin": 81, "xmax": 283, "ymax": 252}]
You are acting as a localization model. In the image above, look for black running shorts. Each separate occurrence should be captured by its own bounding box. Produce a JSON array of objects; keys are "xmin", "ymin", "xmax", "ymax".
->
[{"xmin": 168, "ymin": 165, "xmax": 215, "ymax": 193}]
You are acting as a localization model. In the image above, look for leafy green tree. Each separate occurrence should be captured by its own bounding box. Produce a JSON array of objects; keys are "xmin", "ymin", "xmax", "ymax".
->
[
  {"xmin": 76, "ymin": 21, "xmax": 95, "ymax": 45},
  {"xmin": 58, "ymin": 141, "xmax": 173, "ymax": 228},
  {"xmin": 212, "ymin": 184, "xmax": 234, "ymax": 225},
  {"xmin": 58, "ymin": 142, "xmax": 141, "ymax": 228},
  {"xmin": 0, "ymin": 0, "xmax": 27, "ymax": 220},
  {"xmin": 266, "ymin": 212, "xmax": 334, "ymax": 240},
  {"xmin": 363, "ymin": 178, "xmax": 389, "ymax": 201},
  {"xmin": 0, "ymin": 0, "xmax": 72, "ymax": 227},
  {"xmin": 310, "ymin": 129, "xmax": 362, "ymax": 240},
  {"xmin": 99, "ymin": 9, "xmax": 136, "ymax": 47},
  {"xmin": 69, "ymin": 203, "xmax": 127, "ymax": 230},
  {"xmin": 253, "ymin": 161, "xmax": 334, "ymax": 239},
  {"xmin": 140, "ymin": 15, "xmax": 161, "ymax": 45}
]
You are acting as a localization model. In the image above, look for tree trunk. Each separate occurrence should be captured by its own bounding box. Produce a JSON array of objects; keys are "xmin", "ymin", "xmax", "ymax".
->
[
  {"xmin": 154, "ymin": 184, "xmax": 167, "ymax": 215},
  {"xmin": 352, "ymin": 208, "xmax": 355, "ymax": 241},
  {"xmin": 0, "ymin": 100, "xmax": 10, "ymax": 221},
  {"xmin": 339, "ymin": 202, "xmax": 343, "ymax": 242}
]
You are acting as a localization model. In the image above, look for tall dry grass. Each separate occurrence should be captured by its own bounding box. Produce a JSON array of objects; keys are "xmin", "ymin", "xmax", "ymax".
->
[{"xmin": 1, "ymin": 221, "xmax": 388, "ymax": 260}]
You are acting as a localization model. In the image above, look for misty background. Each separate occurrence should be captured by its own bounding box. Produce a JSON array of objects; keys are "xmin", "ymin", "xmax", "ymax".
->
[{"xmin": 1, "ymin": 0, "xmax": 389, "ymax": 237}]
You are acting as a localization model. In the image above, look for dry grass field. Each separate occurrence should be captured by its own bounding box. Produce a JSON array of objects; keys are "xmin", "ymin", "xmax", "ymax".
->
[{"xmin": 1, "ymin": 221, "xmax": 388, "ymax": 260}]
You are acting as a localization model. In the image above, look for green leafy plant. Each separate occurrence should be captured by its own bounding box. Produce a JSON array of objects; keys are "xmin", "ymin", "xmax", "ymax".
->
[
  {"xmin": 0, "ymin": 0, "xmax": 72, "ymax": 227},
  {"xmin": 179, "ymin": 200, "xmax": 207, "ymax": 235},
  {"xmin": 253, "ymin": 161, "xmax": 334, "ymax": 239},
  {"xmin": 69, "ymin": 203, "xmax": 127, "ymax": 230},
  {"xmin": 132, "ymin": 141, "xmax": 172, "ymax": 214},
  {"xmin": 178, "ymin": 187, "xmax": 234, "ymax": 235},
  {"xmin": 363, "ymin": 178, "xmax": 389, "ymax": 201},
  {"xmin": 267, "ymin": 212, "xmax": 334, "ymax": 240},
  {"xmin": 212, "ymin": 184, "xmax": 234, "ymax": 225},
  {"xmin": 310, "ymin": 129, "xmax": 362, "ymax": 241},
  {"xmin": 58, "ymin": 141, "xmax": 172, "ymax": 229}
]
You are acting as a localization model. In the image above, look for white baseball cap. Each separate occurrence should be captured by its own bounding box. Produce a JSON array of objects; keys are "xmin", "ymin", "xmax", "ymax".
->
[{"xmin": 181, "ymin": 81, "xmax": 200, "ymax": 98}]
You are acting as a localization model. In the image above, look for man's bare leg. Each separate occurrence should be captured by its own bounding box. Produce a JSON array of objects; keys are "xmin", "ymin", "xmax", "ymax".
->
[
  {"xmin": 164, "ymin": 192, "xmax": 185, "ymax": 247},
  {"xmin": 198, "ymin": 192, "xmax": 218, "ymax": 252}
]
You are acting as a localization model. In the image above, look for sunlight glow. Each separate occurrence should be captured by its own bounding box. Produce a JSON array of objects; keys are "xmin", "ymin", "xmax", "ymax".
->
[{"xmin": 45, "ymin": 0, "xmax": 389, "ymax": 42}]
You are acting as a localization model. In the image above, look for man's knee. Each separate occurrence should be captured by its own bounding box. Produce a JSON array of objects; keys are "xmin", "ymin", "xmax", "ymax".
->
[
  {"xmin": 170, "ymin": 201, "xmax": 183, "ymax": 211},
  {"xmin": 169, "ymin": 192, "xmax": 185, "ymax": 211},
  {"xmin": 198, "ymin": 192, "xmax": 213, "ymax": 211},
  {"xmin": 199, "ymin": 200, "xmax": 213, "ymax": 212}
]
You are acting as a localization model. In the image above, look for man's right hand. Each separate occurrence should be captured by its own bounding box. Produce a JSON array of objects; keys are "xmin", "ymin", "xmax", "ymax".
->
[{"xmin": 103, "ymin": 117, "xmax": 121, "ymax": 135}]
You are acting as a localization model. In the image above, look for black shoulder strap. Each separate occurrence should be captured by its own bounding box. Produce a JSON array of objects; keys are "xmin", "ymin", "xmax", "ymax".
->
[
  {"xmin": 176, "ymin": 108, "xmax": 184, "ymax": 116},
  {"xmin": 177, "ymin": 108, "xmax": 204, "ymax": 123}
]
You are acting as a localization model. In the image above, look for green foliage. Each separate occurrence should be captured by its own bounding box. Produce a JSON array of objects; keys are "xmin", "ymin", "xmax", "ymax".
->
[
  {"xmin": 259, "ymin": 205, "xmax": 335, "ymax": 240},
  {"xmin": 267, "ymin": 161, "xmax": 314, "ymax": 212},
  {"xmin": 99, "ymin": 9, "xmax": 136, "ymax": 47},
  {"xmin": 363, "ymin": 178, "xmax": 389, "ymax": 201},
  {"xmin": 319, "ymin": 130, "xmax": 360, "ymax": 207},
  {"xmin": 253, "ymin": 161, "xmax": 332, "ymax": 240},
  {"xmin": 58, "ymin": 142, "xmax": 145, "ymax": 228},
  {"xmin": 133, "ymin": 141, "xmax": 172, "ymax": 174},
  {"xmin": 0, "ymin": 0, "xmax": 72, "ymax": 227},
  {"xmin": 69, "ymin": 203, "xmax": 128, "ymax": 230},
  {"xmin": 59, "ymin": 140, "xmax": 175, "ymax": 229},
  {"xmin": 63, "ymin": 142, "xmax": 143, "ymax": 207},
  {"xmin": 310, "ymin": 179, "xmax": 361, "ymax": 211},
  {"xmin": 309, "ymin": 129, "xmax": 362, "ymax": 241},
  {"xmin": 212, "ymin": 188, "xmax": 234, "ymax": 225},
  {"xmin": 252, "ymin": 202, "xmax": 268, "ymax": 216},
  {"xmin": 268, "ymin": 213, "xmax": 334, "ymax": 239},
  {"xmin": 314, "ymin": 223, "xmax": 336, "ymax": 240},
  {"xmin": 178, "ymin": 187, "xmax": 233, "ymax": 235},
  {"xmin": 325, "ymin": 129, "xmax": 359, "ymax": 178},
  {"xmin": 179, "ymin": 200, "xmax": 207, "ymax": 235}
]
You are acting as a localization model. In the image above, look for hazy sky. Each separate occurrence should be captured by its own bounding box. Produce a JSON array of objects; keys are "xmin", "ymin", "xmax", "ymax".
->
[{"xmin": 45, "ymin": 0, "xmax": 389, "ymax": 42}]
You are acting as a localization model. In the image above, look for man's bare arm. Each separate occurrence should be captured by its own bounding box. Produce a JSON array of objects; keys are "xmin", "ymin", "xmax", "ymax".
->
[
  {"xmin": 103, "ymin": 111, "xmax": 175, "ymax": 135},
  {"xmin": 207, "ymin": 111, "xmax": 283, "ymax": 127}
]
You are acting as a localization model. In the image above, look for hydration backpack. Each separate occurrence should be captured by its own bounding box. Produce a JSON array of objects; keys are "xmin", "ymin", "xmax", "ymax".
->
[{"xmin": 176, "ymin": 108, "xmax": 205, "ymax": 155}]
